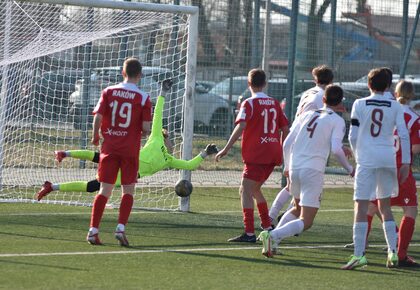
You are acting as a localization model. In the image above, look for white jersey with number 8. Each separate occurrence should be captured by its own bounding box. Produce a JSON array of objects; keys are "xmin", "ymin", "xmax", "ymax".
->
[{"xmin": 349, "ymin": 93, "xmax": 410, "ymax": 168}]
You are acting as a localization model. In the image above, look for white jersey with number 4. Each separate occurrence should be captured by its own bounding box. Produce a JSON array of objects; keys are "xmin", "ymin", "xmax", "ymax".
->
[
  {"xmin": 285, "ymin": 107, "xmax": 346, "ymax": 172},
  {"xmin": 349, "ymin": 93, "xmax": 410, "ymax": 168},
  {"xmin": 295, "ymin": 86, "xmax": 324, "ymax": 118}
]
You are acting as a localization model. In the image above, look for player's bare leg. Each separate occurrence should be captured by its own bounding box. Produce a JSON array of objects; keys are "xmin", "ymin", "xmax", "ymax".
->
[
  {"xmin": 87, "ymin": 183, "xmax": 114, "ymax": 245},
  {"xmin": 115, "ymin": 184, "xmax": 135, "ymax": 247}
]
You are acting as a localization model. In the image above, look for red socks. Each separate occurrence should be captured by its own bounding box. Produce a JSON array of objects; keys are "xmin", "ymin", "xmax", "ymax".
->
[
  {"xmin": 90, "ymin": 194, "xmax": 108, "ymax": 228},
  {"xmin": 257, "ymin": 202, "xmax": 272, "ymax": 229},
  {"xmin": 243, "ymin": 208, "xmax": 254, "ymax": 234},
  {"xmin": 118, "ymin": 194, "xmax": 134, "ymax": 226},
  {"xmin": 398, "ymin": 216, "xmax": 415, "ymax": 260}
]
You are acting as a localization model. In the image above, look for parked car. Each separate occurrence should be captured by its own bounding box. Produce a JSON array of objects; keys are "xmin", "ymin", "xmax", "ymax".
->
[
  {"xmin": 69, "ymin": 66, "xmax": 230, "ymax": 135},
  {"xmin": 69, "ymin": 66, "xmax": 167, "ymax": 128},
  {"xmin": 30, "ymin": 69, "xmax": 86, "ymax": 120},
  {"xmin": 209, "ymin": 76, "xmax": 249, "ymax": 105}
]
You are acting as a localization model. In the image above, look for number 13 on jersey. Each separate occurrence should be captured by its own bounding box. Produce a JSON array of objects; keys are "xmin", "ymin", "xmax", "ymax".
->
[{"xmin": 261, "ymin": 108, "xmax": 277, "ymax": 134}]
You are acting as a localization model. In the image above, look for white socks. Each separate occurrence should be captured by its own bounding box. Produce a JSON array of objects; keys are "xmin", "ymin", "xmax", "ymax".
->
[
  {"xmin": 353, "ymin": 222, "xmax": 368, "ymax": 257},
  {"xmin": 116, "ymin": 224, "xmax": 125, "ymax": 232},
  {"xmin": 270, "ymin": 219, "xmax": 304, "ymax": 242},
  {"xmin": 277, "ymin": 208, "xmax": 298, "ymax": 228},
  {"xmin": 269, "ymin": 187, "xmax": 291, "ymax": 220},
  {"xmin": 383, "ymin": 220, "xmax": 397, "ymax": 253}
]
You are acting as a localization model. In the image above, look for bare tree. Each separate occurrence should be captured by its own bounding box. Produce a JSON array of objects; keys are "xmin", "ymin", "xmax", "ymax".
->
[
  {"xmin": 305, "ymin": 0, "xmax": 331, "ymax": 68},
  {"xmin": 356, "ymin": 0, "xmax": 368, "ymax": 13},
  {"xmin": 191, "ymin": 0, "xmax": 216, "ymax": 65},
  {"xmin": 242, "ymin": 0, "xmax": 253, "ymax": 69},
  {"xmin": 225, "ymin": 0, "xmax": 241, "ymax": 66}
]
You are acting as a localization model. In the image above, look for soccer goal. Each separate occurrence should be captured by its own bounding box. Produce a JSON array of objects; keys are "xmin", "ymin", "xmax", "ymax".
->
[{"xmin": 0, "ymin": 0, "xmax": 198, "ymax": 211}]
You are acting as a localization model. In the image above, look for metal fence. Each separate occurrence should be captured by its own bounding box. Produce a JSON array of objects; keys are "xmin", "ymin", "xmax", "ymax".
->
[{"xmin": 139, "ymin": 0, "xmax": 419, "ymax": 186}]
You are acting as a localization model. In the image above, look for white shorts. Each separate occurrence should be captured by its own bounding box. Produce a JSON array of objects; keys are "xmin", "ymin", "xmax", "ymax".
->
[
  {"xmin": 290, "ymin": 168, "xmax": 324, "ymax": 208},
  {"xmin": 354, "ymin": 165, "xmax": 398, "ymax": 201}
]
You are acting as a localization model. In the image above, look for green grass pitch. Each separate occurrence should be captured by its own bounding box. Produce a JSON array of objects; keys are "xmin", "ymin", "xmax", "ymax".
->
[{"xmin": 0, "ymin": 187, "xmax": 419, "ymax": 289}]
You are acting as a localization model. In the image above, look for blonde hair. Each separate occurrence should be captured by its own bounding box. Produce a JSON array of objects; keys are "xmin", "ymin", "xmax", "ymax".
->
[{"xmin": 395, "ymin": 80, "xmax": 415, "ymax": 105}]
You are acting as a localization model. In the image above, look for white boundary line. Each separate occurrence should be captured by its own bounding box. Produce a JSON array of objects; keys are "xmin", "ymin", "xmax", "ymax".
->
[
  {"xmin": 0, "ymin": 209, "xmax": 358, "ymax": 216},
  {"xmin": 1, "ymin": 243, "xmax": 419, "ymax": 258}
]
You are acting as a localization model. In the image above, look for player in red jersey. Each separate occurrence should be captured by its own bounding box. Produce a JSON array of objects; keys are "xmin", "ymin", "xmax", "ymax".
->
[
  {"xmin": 355, "ymin": 80, "xmax": 420, "ymax": 267},
  {"xmin": 87, "ymin": 58, "xmax": 152, "ymax": 247},
  {"xmin": 216, "ymin": 68, "xmax": 289, "ymax": 243}
]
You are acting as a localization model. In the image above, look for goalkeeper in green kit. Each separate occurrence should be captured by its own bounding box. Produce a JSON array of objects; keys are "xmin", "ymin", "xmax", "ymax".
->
[{"xmin": 36, "ymin": 80, "xmax": 218, "ymax": 201}]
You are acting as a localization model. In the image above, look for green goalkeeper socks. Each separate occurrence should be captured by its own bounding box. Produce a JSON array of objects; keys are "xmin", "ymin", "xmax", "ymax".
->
[
  {"xmin": 67, "ymin": 150, "xmax": 95, "ymax": 161},
  {"xmin": 58, "ymin": 181, "xmax": 88, "ymax": 192}
]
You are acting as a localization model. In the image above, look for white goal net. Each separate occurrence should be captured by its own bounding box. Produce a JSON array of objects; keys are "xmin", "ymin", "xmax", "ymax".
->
[{"xmin": 0, "ymin": 0, "xmax": 198, "ymax": 211}]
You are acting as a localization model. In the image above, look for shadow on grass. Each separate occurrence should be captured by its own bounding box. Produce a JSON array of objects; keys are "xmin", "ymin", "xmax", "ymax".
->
[
  {"xmin": 169, "ymin": 250, "xmax": 347, "ymax": 271},
  {"xmin": 0, "ymin": 259, "xmax": 86, "ymax": 271}
]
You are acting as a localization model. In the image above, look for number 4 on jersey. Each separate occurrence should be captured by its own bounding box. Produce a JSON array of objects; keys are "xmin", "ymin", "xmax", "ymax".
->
[{"xmin": 306, "ymin": 115, "xmax": 319, "ymax": 138}]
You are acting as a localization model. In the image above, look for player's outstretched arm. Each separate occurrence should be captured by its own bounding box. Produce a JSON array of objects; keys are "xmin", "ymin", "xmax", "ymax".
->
[
  {"xmin": 169, "ymin": 144, "xmax": 219, "ymax": 171},
  {"xmin": 216, "ymin": 123, "xmax": 245, "ymax": 162}
]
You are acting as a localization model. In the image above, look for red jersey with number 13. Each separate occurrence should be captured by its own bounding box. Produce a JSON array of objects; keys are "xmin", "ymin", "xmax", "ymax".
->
[
  {"xmin": 236, "ymin": 92, "xmax": 288, "ymax": 165},
  {"xmin": 93, "ymin": 82, "xmax": 152, "ymax": 157}
]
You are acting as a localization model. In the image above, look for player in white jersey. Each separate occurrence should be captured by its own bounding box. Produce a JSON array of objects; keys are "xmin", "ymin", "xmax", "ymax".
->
[
  {"xmin": 342, "ymin": 68, "xmax": 410, "ymax": 270},
  {"xmin": 259, "ymin": 85, "xmax": 354, "ymax": 258},
  {"xmin": 269, "ymin": 65, "xmax": 335, "ymax": 226}
]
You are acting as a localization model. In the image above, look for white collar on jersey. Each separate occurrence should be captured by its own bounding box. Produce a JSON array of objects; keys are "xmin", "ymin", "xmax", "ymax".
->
[{"xmin": 252, "ymin": 92, "xmax": 268, "ymax": 98}]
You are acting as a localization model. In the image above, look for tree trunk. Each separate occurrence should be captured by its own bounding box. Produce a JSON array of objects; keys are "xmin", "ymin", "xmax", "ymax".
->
[
  {"xmin": 305, "ymin": 0, "xmax": 331, "ymax": 69},
  {"xmin": 226, "ymin": 0, "xmax": 241, "ymax": 67},
  {"xmin": 242, "ymin": 0, "xmax": 253, "ymax": 69},
  {"xmin": 191, "ymin": 0, "xmax": 217, "ymax": 65}
]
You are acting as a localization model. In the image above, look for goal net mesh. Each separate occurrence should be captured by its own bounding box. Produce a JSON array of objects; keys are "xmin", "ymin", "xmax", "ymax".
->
[{"xmin": 0, "ymin": 0, "xmax": 194, "ymax": 210}]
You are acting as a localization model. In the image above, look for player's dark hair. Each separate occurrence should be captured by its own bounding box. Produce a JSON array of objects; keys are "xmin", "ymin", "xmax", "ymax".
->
[
  {"xmin": 312, "ymin": 65, "xmax": 334, "ymax": 85},
  {"xmin": 380, "ymin": 67, "xmax": 393, "ymax": 87},
  {"xmin": 248, "ymin": 68, "xmax": 266, "ymax": 88},
  {"xmin": 368, "ymin": 68, "xmax": 390, "ymax": 92},
  {"xmin": 324, "ymin": 84, "xmax": 343, "ymax": 106},
  {"xmin": 123, "ymin": 57, "xmax": 142, "ymax": 78}
]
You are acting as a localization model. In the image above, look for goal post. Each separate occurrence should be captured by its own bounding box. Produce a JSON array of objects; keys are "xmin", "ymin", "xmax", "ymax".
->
[{"xmin": 0, "ymin": 0, "xmax": 198, "ymax": 211}]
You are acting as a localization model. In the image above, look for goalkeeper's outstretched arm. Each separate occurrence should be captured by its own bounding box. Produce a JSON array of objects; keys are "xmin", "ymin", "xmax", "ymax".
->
[
  {"xmin": 169, "ymin": 144, "xmax": 218, "ymax": 171},
  {"xmin": 150, "ymin": 80, "xmax": 173, "ymax": 138}
]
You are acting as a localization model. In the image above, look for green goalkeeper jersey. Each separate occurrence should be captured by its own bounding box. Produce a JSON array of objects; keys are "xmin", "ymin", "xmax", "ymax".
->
[
  {"xmin": 138, "ymin": 96, "xmax": 203, "ymax": 177},
  {"xmin": 67, "ymin": 95, "xmax": 203, "ymax": 184}
]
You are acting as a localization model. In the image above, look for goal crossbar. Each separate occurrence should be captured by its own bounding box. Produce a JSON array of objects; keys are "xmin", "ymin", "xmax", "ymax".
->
[
  {"xmin": 22, "ymin": 0, "xmax": 199, "ymax": 15},
  {"xmin": 1, "ymin": 0, "xmax": 199, "ymax": 212}
]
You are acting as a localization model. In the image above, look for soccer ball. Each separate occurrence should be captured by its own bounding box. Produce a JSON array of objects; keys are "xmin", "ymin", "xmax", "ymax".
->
[{"xmin": 174, "ymin": 179, "xmax": 193, "ymax": 197}]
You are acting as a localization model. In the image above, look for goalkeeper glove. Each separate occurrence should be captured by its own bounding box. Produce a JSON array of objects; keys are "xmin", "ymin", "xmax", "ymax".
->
[
  {"xmin": 160, "ymin": 79, "xmax": 173, "ymax": 96},
  {"xmin": 205, "ymin": 144, "xmax": 219, "ymax": 155}
]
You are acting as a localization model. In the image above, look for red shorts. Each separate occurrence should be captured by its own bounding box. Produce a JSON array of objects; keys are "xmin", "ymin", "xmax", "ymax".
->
[
  {"xmin": 98, "ymin": 153, "xmax": 138, "ymax": 185},
  {"xmin": 242, "ymin": 163, "xmax": 275, "ymax": 183},
  {"xmin": 371, "ymin": 169, "xmax": 417, "ymax": 207}
]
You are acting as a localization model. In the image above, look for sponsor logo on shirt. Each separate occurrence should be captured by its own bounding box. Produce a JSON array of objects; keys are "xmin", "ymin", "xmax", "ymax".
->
[
  {"xmin": 260, "ymin": 136, "xmax": 279, "ymax": 144},
  {"xmin": 104, "ymin": 128, "xmax": 128, "ymax": 137},
  {"xmin": 112, "ymin": 90, "xmax": 136, "ymax": 100}
]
